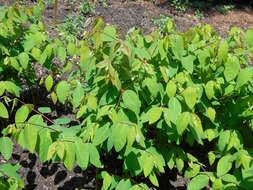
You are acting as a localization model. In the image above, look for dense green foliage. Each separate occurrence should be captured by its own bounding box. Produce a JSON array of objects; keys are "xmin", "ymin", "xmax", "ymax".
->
[{"xmin": 0, "ymin": 3, "xmax": 253, "ymax": 190}]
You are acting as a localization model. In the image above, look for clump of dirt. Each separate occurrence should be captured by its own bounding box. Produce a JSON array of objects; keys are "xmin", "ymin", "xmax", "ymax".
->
[{"xmin": 93, "ymin": 0, "xmax": 253, "ymax": 36}]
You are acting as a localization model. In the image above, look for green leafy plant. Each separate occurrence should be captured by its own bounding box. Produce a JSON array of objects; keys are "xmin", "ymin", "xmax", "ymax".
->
[
  {"xmin": 216, "ymin": 4, "xmax": 235, "ymax": 15},
  {"xmin": 0, "ymin": 163, "xmax": 24, "ymax": 190},
  {"xmin": 1, "ymin": 3, "xmax": 253, "ymax": 190},
  {"xmin": 171, "ymin": 0, "xmax": 187, "ymax": 13},
  {"xmin": 81, "ymin": 0, "xmax": 94, "ymax": 15},
  {"xmin": 57, "ymin": 14, "xmax": 86, "ymax": 40},
  {"xmin": 194, "ymin": 9, "xmax": 204, "ymax": 19},
  {"xmin": 102, "ymin": 0, "xmax": 109, "ymax": 8},
  {"xmin": 151, "ymin": 14, "xmax": 174, "ymax": 34}
]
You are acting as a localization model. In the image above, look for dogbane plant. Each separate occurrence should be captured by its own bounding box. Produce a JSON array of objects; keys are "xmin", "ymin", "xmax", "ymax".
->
[
  {"xmin": 1, "ymin": 3, "xmax": 253, "ymax": 190},
  {"xmin": 0, "ymin": 3, "xmax": 82, "ymax": 189}
]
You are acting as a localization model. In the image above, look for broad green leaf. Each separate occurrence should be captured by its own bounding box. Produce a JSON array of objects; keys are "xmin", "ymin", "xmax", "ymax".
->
[
  {"xmin": 122, "ymin": 90, "xmax": 141, "ymax": 114},
  {"xmin": 76, "ymin": 105, "xmax": 86, "ymax": 119},
  {"xmin": 169, "ymin": 97, "xmax": 182, "ymax": 124},
  {"xmin": 245, "ymin": 29, "xmax": 253, "ymax": 47},
  {"xmin": 175, "ymin": 72, "xmax": 185, "ymax": 84},
  {"xmin": 142, "ymin": 78, "xmax": 161, "ymax": 98},
  {"xmin": 167, "ymin": 151, "xmax": 175, "ymax": 169},
  {"xmin": 24, "ymin": 124, "xmax": 37, "ymax": 153},
  {"xmin": 205, "ymin": 81, "xmax": 215, "ymax": 100},
  {"xmin": 38, "ymin": 107, "xmax": 51, "ymax": 114},
  {"xmin": 143, "ymin": 155, "xmax": 154, "ymax": 177},
  {"xmin": 72, "ymin": 85, "xmax": 84, "ymax": 109},
  {"xmin": 158, "ymin": 39, "xmax": 166, "ymax": 59},
  {"xmin": 160, "ymin": 66, "xmax": 169, "ymax": 82},
  {"xmin": 45, "ymin": 44, "xmax": 53, "ymax": 56},
  {"xmin": 0, "ymin": 137, "xmax": 13, "ymax": 160},
  {"xmin": 0, "ymin": 163, "xmax": 23, "ymax": 183},
  {"xmin": 67, "ymin": 42, "xmax": 76, "ymax": 56},
  {"xmin": 167, "ymin": 63, "xmax": 179, "ymax": 78},
  {"xmin": 184, "ymin": 163, "xmax": 200, "ymax": 179},
  {"xmin": 15, "ymin": 105, "xmax": 30, "ymax": 123},
  {"xmin": 224, "ymin": 56, "xmax": 240, "ymax": 82},
  {"xmin": 45, "ymin": 75, "xmax": 53, "ymax": 92},
  {"xmin": 101, "ymin": 171, "xmax": 112, "ymax": 190},
  {"xmin": 0, "ymin": 82, "xmax": 5, "ymax": 96},
  {"xmin": 116, "ymin": 179, "xmax": 132, "ymax": 190},
  {"xmin": 39, "ymin": 51, "xmax": 47, "ymax": 65},
  {"xmin": 93, "ymin": 124, "xmax": 110, "ymax": 146},
  {"xmin": 170, "ymin": 34, "xmax": 184, "ymax": 60},
  {"xmin": 235, "ymin": 68, "xmax": 253, "ymax": 89},
  {"xmin": 57, "ymin": 47, "xmax": 66, "ymax": 62},
  {"xmin": 149, "ymin": 172, "xmax": 159, "ymax": 187},
  {"xmin": 127, "ymin": 126, "xmax": 136, "ymax": 149},
  {"xmin": 47, "ymin": 141, "xmax": 64, "ymax": 160},
  {"xmin": 75, "ymin": 142, "xmax": 89, "ymax": 170},
  {"xmin": 56, "ymin": 81, "xmax": 69, "ymax": 104},
  {"xmin": 113, "ymin": 124, "xmax": 128, "ymax": 152},
  {"xmin": 0, "ymin": 102, "xmax": 8, "ymax": 119},
  {"xmin": 63, "ymin": 142, "xmax": 75, "ymax": 170},
  {"xmin": 212, "ymin": 178, "xmax": 222, "ymax": 190},
  {"xmin": 224, "ymin": 84, "xmax": 234, "ymax": 96},
  {"xmin": 89, "ymin": 143, "xmax": 102, "ymax": 168},
  {"xmin": 208, "ymin": 151, "xmax": 216, "ymax": 166},
  {"xmin": 148, "ymin": 106, "xmax": 162, "ymax": 124},
  {"xmin": 207, "ymin": 107, "xmax": 216, "ymax": 122},
  {"xmin": 190, "ymin": 114, "xmax": 204, "ymax": 144},
  {"xmin": 176, "ymin": 112, "xmax": 191, "ymax": 135},
  {"xmin": 217, "ymin": 40, "xmax": 228, "ymax": 64},
  {"xmin": 176, "ymin": 157, "xmax": 184, "ymax": 172},
  {"xmin": 17, "ymin": 130, "xmax": 25, "ymax": 149},
  {"xmin": 18, "ymin": 52, "xmax": 29, "ymax": 69},
  {"xmin": 102, "ymin": 25, "xmax": 117, "ymax": 42},
  {"xmin": 163, "ymin": 108, "xmax": 171, "ymax": 126},
  {"xmin": 9, "ymin": 57, "xmax": 20, "ymax": 71},
  {"xmin": 135, "ymin": 48, "xmax": 151, "ymax": 60},
  {"xmin": 182, "ymin": 55, "xmax": 195, "ymax": 73},
  {"xmin": 222, "ymin": 174, "xmax": 238, "ymax": 184},
  {"xmin": 5, "ymin": 81, "xmax": 21, "ymax": 97},
  {"xmin": 31, "ymin": 47, "xmax": 41, "ymax": 61},
  {"xmin": 51, "ymin": 92, "xmax": 57, "ymax": 104},
  {"xmin": 55, "ymin": 117, "xmax": 71, "ymax": 125},
  {"xmin": 166, "ymin": 81, "xmax": 177, "ymax": 98},
  {"xmin": 38, "ymin": 129, "xmax": 52, "ymax": 162},
  {"xmin": 187, "ymin": 174, "xmax": 209, "ymax": 190},
  {"xmin": 217, "ymin": 155, "xmax": 233, "ymax": 177},
  {"xmin": 183, "ymin": 87, "xmax": 198, "ymax": 109},
  {"xmin": 86, "ymin": 96, "xmax": 97, "ymax": 111},
  {"xmin": 218, "ymin": 130, "xmax": 230, "ymax": 152}
]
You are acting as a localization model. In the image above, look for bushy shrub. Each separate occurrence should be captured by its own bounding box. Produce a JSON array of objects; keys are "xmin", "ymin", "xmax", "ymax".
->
[{"xmin": 0, "ymin": 3, "xmax": 253, "ymax": 190}]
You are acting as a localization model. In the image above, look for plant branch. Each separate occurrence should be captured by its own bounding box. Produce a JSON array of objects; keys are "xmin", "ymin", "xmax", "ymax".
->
[
  {"xmin": 15, "ymin": 122, "xmax": 60, "ymax": 133},
  {"xmin": 15, "ymin": 98, "xmax": 56, "ymax": 125}
]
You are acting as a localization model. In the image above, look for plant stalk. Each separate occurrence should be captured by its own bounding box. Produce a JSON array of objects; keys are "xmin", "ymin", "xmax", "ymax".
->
[{"xmin": 54, "ymin": 0, "xmax": 58, "ymax": 25}]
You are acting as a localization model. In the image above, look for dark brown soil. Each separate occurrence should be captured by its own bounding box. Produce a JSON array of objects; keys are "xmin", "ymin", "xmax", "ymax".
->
[
  {"xmin": 1, "ymin": 0, "xmax": 252, "ymax": 37},
  {"xmin": 0, "ymin": 143, "xmax": 96, "ymax": 190},
  {"xmin": 93, "ymin": 0, "xmax": 253, "ymax": 37}
]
